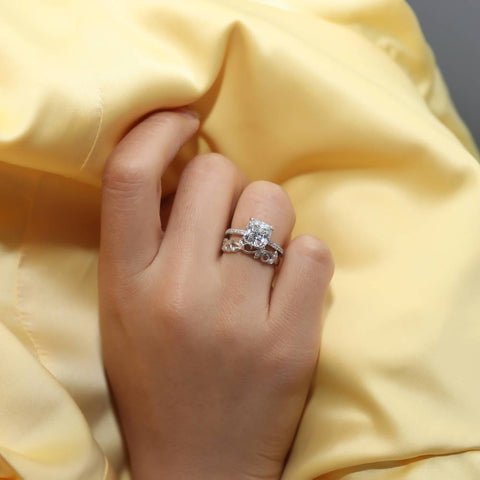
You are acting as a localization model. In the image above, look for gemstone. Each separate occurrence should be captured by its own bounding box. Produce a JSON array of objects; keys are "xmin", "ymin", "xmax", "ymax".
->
[{"xmin": 243, "ymin": 218, "xmax": 273, "ymax": 249}]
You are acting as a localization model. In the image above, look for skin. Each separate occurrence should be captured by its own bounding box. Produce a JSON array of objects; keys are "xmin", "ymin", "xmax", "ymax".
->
[{"xmin": 98, "ymin": 107, "xmax": 335, "ymax": 480}]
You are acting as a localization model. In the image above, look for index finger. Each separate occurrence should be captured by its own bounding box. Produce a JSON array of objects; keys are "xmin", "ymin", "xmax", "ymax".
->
[{"xmin": 99, "ymin": 108, "xmax": 200, "ymax": 276}]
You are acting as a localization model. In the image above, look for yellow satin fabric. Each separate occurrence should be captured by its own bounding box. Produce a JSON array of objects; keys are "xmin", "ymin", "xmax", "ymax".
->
[{"xmin": 1, "ymin": 0, "xmax": 479, "ymax": 479}]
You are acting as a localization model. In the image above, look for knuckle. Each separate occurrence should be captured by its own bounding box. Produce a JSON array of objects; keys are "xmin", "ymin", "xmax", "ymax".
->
[
  {"xmin": 215, "ymin": 318, "xmax": 256, "ymax": 355},
  {"xmin": 190, "ymin": 152, "xmax": 231, "ymax": 169},
  {"xmin": 247, "ymin": 180, "xmax": 288, "ymax": 204},
  {"xmin": 157, "ymin": 283, "xmax": 194, "ymax": 327},
  {"xmin": 156, "ymin": 265, "xmax": 218, "ymax": 331},
  {"xmin": 244, "ymin": 181, "xmax": 295, "ymax": 220},
  {"xmin": 102, "ymin": 156, "xmax": 147, "ymax": 191},
  {"xmin": 101, "ymin": 111, "xmax": 182, "ymax": 190},
  {"xmin": 183, "ymin": 153, "xmax": 238, "ymax": 183},
  {"xmin": 291, "ymin": 234, "xmax": 335, "ymax": 273},
  {"xmin": 157, "ymin": 266, "xmax": 193, "ymax": 313}
]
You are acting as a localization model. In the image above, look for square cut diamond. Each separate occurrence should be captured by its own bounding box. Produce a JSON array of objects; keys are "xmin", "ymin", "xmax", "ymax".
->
[{"xmin": 243, "ymin": 218, "xmax": 273, "ymax": 249}]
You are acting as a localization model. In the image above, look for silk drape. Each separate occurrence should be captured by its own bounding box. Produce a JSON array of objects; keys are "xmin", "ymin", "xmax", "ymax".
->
[{"xmin": 1, "ymin": 1, "xmax": 479, "ymax": 479}]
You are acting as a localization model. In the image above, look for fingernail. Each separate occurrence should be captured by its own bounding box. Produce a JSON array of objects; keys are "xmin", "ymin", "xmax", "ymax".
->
[{"xmin": 173, "ymin": 105, "xmax": 200, "ymax": 119}]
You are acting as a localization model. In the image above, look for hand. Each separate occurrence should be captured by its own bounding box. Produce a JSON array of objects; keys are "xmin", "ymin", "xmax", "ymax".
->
[{"xmin": 98, "ymin": 108, "xmax": 334, "ymax": 480}]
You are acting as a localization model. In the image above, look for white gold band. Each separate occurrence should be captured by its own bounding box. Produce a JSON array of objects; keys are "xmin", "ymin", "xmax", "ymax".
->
[
  {"xmin": 222, "ymin": 238, "xmax": 281, "ymax": 265},
  {"xmin": 224, "ymin": 228, "xmax": 284, "ymax": 255},
  {"xmin": 221, "ymin": 218, "xmax": 285, "ymax": 267}
]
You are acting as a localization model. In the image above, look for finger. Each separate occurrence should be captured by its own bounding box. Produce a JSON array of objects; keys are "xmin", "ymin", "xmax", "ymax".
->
[
  {"xmin": 160, "ymin": 192, "xmax": 175, "ymax": 228},
  {"xmin": 160, "ymin": 153, "xmax": 248, "ymax": 269},
  {"xmin": 268, "ymin": 235, "xmax": 334, "ymax": 359},
  {"xmin": 220, "ymin": 181, "xmax": 296, "ymax": 308},
  {"xmin": 100, "ymin": 108, "xmax": 199, "ymax": 275}
]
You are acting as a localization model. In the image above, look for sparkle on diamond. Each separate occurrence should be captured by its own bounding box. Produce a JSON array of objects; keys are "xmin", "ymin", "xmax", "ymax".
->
[{"xmin": 243, "ymin": 218, "xmax": 273, "ymax": 249}]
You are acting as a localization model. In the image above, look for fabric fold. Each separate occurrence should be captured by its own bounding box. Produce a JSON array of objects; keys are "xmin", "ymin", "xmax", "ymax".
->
[{"xmin": 0, "ymin": 0, "xmax": 479, "ymax": 478}]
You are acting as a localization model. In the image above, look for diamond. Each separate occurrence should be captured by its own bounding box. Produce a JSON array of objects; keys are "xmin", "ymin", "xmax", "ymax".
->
[{"xmin": 243, "ymin": 218, "xmax": 273, "ymax": 249}]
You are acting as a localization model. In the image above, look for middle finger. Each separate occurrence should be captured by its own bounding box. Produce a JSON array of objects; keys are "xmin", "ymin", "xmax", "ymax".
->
[{"xmin": 160, "ymin": 153, "xmax": 248, "ymax": 268}]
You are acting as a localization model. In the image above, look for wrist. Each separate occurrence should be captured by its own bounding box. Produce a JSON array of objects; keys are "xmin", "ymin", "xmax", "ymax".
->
[{"xmin": 129, "ymin": 449, "xmax": 282, "ymax": 480}]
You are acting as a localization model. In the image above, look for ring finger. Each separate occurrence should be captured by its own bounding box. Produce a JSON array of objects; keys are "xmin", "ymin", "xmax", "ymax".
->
[{"xmin": 220, "ymin": 180, "xmax": 296, "ymax": 309}]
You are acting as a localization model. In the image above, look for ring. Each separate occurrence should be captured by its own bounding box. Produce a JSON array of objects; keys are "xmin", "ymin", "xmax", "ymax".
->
[{"xmin": 221, "ymin": 218, "xmax": 284, "ymax": 266}]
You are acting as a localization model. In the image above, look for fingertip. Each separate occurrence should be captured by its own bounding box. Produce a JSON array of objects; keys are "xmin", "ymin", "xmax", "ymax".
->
[{"xmin": 171, "ymin": 105, "xmax": 201, "ymax": 120}]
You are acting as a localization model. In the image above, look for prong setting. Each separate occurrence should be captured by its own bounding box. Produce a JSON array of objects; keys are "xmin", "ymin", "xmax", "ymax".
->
[{"xmin": 243, "ymin": 218, "xmax": 273, "ymax": 249}]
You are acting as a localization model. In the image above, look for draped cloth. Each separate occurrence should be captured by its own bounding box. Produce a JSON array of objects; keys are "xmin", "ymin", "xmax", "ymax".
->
[{"xmin": 1, "ymin": 1, "xmax": 479, "ymax": 479}]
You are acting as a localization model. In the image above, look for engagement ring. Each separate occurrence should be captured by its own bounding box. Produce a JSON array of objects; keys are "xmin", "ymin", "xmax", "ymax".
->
[{"xmin": 221, "ymin": 218, "xmax": 284, "ymax": 266}]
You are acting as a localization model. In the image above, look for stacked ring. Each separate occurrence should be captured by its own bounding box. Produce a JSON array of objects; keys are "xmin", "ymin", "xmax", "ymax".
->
[{"xmin": 221, "ymin": 218, "xmax": 284, "ymax": 266}]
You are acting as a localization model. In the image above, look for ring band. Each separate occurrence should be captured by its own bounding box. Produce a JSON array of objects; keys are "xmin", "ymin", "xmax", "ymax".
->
[
  {"xmin": 224, "ymin": 228, "xmax": 284, "ymax": 255},
  {"xmin": 221, "ymin": 218, "xmax": 284, "ymax": 266}
]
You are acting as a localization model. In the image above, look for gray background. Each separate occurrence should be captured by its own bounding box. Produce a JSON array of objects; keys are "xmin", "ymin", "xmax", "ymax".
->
[{"xmin": 407, "ymin": 0, "xmax": 479, "ymax": 146}]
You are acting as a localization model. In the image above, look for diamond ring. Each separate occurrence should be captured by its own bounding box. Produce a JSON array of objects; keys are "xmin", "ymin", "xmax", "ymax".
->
[{"xmin": 221, "ymin": 218, "xmax": 284, "ymax": 266}]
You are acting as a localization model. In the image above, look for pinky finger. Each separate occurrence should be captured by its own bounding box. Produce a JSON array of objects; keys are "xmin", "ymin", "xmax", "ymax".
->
[{"xmin": 268, "ymin": 234, "xmax": 335, "ymax": 356}]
